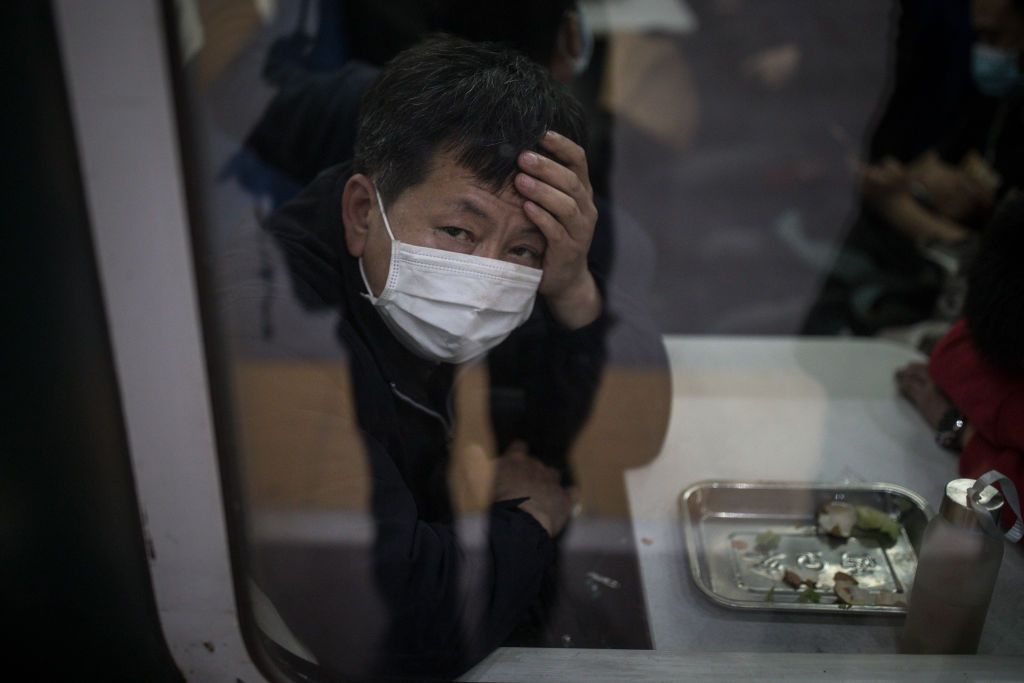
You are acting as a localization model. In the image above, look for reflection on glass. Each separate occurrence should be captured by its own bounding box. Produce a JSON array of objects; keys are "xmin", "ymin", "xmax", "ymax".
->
[
  {"xmin": 180, "ymin": 2, "xmax": 669, "ymax": 679},
  {"xmin": 172, "ymin": 0, "xmax": 1023, "ymax": 679}
]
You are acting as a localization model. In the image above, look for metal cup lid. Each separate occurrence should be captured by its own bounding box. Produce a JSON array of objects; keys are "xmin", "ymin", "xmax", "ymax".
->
[{"xmin": 940, "ymin": 478, "xmax": 1004, "ymax": 529}]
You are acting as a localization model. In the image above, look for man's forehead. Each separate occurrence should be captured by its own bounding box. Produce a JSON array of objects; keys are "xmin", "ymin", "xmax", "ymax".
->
[
  {"xmin": 419, "ymin": 152, "xmax": 528, "ymax": 211},
  {"xmin": 412, "ymin": 156, "xmax": 543, "ymax": 238}
]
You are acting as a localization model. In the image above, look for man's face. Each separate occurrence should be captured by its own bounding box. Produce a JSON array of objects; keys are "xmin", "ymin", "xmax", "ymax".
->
[
  {"xmin": 344, "ymin": 151, "xmax": 547, "ymax": 297},
  {"xmin": 972, "ymin": 0, "xmax": 1024, "ymax": 51}
]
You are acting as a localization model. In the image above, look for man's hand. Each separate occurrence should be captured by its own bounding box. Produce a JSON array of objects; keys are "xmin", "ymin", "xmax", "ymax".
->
[
  {"xmin": 859, "ymin": 156, "xmax": 908, "ymax": 209},
  {"xmin": 860, "ymin": 154, "xmax": 974, "ymax": 243},
  {"xmin": 895, "ymin": 362, "xmax": 975, "ymax": 450},
  {"xmin": 907, "ymin": 152, "xmax": 994, "ymax": 222},
  {"xmin": 492, "ymin": 442, "xmax": 572, "ymax": 537},
  {"xmin": 895, "ymin": 362, "xmax": 952, "ymax": 429},
  {"xmin": 515, "ymin": 131, "xmax": 602, "ymax": 330}
]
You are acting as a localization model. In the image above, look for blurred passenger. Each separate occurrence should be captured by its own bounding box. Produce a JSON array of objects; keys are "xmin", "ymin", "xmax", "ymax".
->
[
  {"xmin": 250, "ymin": 37, "xmax": 606, "ymax": 679},
  {"xmin": 895, "ymin": 195, "xmax": 1024, "ymax": 505},
  {"xmin": 337, "ymin": 0, "xmax": 441, "ymax": 67},
  {"xmin": 868, "ymin": 0, "xmax": 974, "ymax": 164},
  {"xmin": 244, "ymin": 0, "xmax": 588, "ymax": 193},
  {"xmin": 804, "ymin": 0, "xmax": 1024, "ymax": 335}
]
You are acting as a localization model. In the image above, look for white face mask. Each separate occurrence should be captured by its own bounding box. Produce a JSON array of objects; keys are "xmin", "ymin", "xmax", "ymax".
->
[
  {"xmin": 571, "ymin": 9, "xmax": 594, "ymax": 76},
  {"xmin": 559, "ymin": 9, "xmax": 594, "ymax": 76},
  {"xmin": 359, "ymin": 189, "xmax": 542, "ymax": 364}
]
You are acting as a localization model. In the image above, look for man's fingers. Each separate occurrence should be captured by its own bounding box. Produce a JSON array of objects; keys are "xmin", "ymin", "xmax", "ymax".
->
[
  {"xmin": 881, "ymin": 156, "xmax": 904, "ymax": 172},
  {"xmin": 505, "ymin": 439, "xmax": 529, "ymax": 455},
  {"xmin": 540, "ymin": 130, "xmax": 589, "ymax": 179},
  {"xmin": 896, "ymin": 362, "xmax": 926, "ymax": 376},
  {"xmin": 523, "ymin": 199, "xmax": 569, "ymax": 247},
  {"xmin": 515, "ymin": 173, "xmax": 579, "ymax": 224},
  {"xmin": 518, "ymin": 150, "xmax": 589, "ymax": 201},
  {"xmin": 895, "ymin": 362, "xmax": 939, "ymax": 407}
]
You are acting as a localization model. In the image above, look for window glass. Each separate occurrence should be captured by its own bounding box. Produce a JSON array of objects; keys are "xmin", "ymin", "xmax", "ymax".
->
[{"xmin": 172, "ymin": 0, "xmax": 1024, "ymax": 680}]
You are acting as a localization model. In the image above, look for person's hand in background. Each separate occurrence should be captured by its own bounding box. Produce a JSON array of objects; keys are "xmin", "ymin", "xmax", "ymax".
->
[{"xmin": 493, "ymin": 441, "xmax": 572, "ymax": 537}]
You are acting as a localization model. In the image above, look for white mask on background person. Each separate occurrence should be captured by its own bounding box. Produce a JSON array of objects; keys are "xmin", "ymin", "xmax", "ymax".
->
[
  {"xmin": 359, "ymin": 188, "xmax": 542, "ymax": 364},
  {"xmin": 572, "ymin": 8, "xmax": 594, "ymax": 76},
  {"xmin": 970, "ymin": 43, "xmax": 1024, "ymax": 97},
  {"xmin": 560, "ymin": 9, "xmax": 594, "ymax": 76}
]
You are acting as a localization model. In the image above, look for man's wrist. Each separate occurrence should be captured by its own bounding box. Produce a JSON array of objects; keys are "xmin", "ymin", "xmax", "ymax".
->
[
  {"xmin": 545, "ymin": 271, "xmax": 602, "ymax": 330},
  {"xmin": 516, "ymin": 498, "xmax": 554, "ymax": 536},
  {"xmin": 935, "ymin": 407, "xmax": 967, "ymax": 451}
]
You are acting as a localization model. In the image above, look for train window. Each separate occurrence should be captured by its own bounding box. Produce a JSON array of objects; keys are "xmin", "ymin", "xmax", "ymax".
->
[{"xmin": 162, "ymin": 0, "xmax": 1024, "ymax": 680}]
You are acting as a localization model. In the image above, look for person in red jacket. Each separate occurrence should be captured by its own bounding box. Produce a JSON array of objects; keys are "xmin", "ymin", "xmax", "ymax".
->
[{"xmin": 896, "ymin": 194, "xmax": 1024, "ymax": 494}]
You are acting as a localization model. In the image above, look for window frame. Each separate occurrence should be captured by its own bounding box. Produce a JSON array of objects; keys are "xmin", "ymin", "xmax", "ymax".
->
[{"xmin": 52, "ymin": 0, "xmax": 1022, "ymax": 679}]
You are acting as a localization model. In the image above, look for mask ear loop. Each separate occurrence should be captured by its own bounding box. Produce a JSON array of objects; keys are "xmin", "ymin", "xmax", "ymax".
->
[
  {"xmin": 374, "ymin": 188, "xmax": 397, "ymax": 241},
  {"xmin": 969, "ymin": 470, "xmax": 1024, "ymax": 543},
  {"xmin": 360, "ymin": 186, "xmax": 399, "ymax": 302}
]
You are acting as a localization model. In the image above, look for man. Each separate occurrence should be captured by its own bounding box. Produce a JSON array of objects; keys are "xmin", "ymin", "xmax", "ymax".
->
[
  {"xmin": 251, "ymin": 36, "xmax": 606, "ymax": 680},
  {"xmin": 859, "ymin": 0, "xmax": 1023, "ymax": 244},
  {"xmin": 337, "ymin": 0, "xmax": 588, "ymax": 79},
  {"xmin": 240, "ymin": 0, "xmax": 615, "ymax": 462},
  {"xmin": 803, "ymin": 0, "xmax": 1024, "ymax": 335},
  {"xmin": 245, "ymin": 0, "xmax": 591, "ymax": 194}
]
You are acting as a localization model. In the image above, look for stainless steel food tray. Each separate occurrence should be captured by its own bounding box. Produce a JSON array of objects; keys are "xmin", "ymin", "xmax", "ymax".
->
[{"xmin": 680, "ymin": 481, "xmax": 933, "ymax": 614}]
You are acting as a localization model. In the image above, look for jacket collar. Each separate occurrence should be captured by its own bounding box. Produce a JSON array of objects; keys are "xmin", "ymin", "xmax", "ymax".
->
[
  {"xmin": 339, "ymin": 239, "xmax": 454, "ymax": 404},
  {"xmin": 325, "ymin": 169, "xmax": 455, "ymax": 411}
]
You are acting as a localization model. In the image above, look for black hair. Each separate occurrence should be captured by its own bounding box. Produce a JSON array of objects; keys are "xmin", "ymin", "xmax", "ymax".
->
[
  {"xmin": 438, "ymin": 0, "xmax": 578, "ymax": 67},
  {"xmin": 964, "ymin": 194, "xmax": 1024, "ymax": 372},
  {"xmin": 352, "ymin": 34, "xmax": 587, "ymax": 206}
]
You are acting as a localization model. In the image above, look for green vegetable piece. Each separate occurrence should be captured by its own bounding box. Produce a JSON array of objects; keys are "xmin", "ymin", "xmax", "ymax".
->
[
  {"xmin": 855, "ymin": 505, "xmax": 901, "ymax": 543},
  {"xmin": 797, "ymin": 587, "xmax": 821, "ymax": 604},
  {"xmin": 765, "ymin": 586, "xmax": 776, "ymax": 604},
  {"xmin": 755, "ymin": 530, "xmax": 781, "ymax": 552}
]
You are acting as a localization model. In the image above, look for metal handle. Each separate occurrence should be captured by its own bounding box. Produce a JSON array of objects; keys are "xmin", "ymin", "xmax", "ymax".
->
[{"xmin": 969, "ymin": 471, "xmax": 1023, "ymax": 543}]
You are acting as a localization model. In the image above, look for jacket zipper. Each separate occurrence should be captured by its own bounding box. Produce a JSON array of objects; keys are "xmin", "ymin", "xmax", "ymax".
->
[{"xmin": 389, "ymin": 382, "xmax": 453, "ymax": 437}]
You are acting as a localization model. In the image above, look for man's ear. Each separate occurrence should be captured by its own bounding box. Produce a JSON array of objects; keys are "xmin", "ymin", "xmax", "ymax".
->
[
  {"xmin": 549, "ymin": 11, "xmax": 581, "ymax": 83},
  {"xmin": 564, "ymin": 11, "xmax": 583, "ymax": 60},
  {"xmin": 341, "ymin": 173, "xmax": 375, "ymax": 258}
]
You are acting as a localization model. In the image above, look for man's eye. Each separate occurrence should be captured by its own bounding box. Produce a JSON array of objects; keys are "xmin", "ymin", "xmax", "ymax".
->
[
  {"xmin": 510, "ymin": 246, "xmax": 542, "ymax": 262},
  {"xmin": 438, "ymin": 226, "xmax": 472, "ymax": 241}
]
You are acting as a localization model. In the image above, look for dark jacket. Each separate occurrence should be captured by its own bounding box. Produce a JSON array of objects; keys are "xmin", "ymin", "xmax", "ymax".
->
[{"xmin": 257, "ymin": 164, "xmax": 608, "ymax": 679}]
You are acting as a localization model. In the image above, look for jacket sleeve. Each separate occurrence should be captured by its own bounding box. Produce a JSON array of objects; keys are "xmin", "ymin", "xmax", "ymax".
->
[
  {"xmin": 363, "ymin": 432, "xmax": 555, "ymax": 677},
  {"xmin": 486, "ymin": 200, "xmax": 629, "ymax": 475},
  {"xmin": 929, "ymin": 319, "xmax": 1024, "ymax": 450},
  {"xmin": 930, "ymin": 320, "xmax": 1024, "ymax": 509},
  {"xmin": 236, "ymin": 366, "xmax": 555, "ymax": 680},
  {"xmin": 245, "ymin": 62, "xmax": 379, "ymax": 185},
  {"xmin": 486, "ymin": 290, "xmax": 611, "ymax": 479},
  {"xmin": 218, "ymin": 217, "xmax": 556, "ymax": 680}
]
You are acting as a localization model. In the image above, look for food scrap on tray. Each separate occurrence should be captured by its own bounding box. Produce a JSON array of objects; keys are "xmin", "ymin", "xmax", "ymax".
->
[
  {"xmin": 832, "ymin": 570, "xmax": 907, "ymax": 608},
  {"xmin": 750, "ymin": 501, "xmax": 908, "ymax": 610},
  {"xmin": 817, "ymin": 501, "xmax": 901, "ymax": 544},
  {"xmin": 818, "ymin": 501, "xmax": 857, "ymax": 538},
  {"xmin": 782, "ymin": 568, "xmax": 817, "ymax": 588},
  {"xmin": 754, "ymin": 530, "xmax": 781, "ymax": 552},
  {"xmin": 684, "ymin": 482, "xmax": 925, "ymax": 614}
]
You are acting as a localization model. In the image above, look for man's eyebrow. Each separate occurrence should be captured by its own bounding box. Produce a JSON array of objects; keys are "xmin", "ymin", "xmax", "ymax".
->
[
  {"xmin": 449, "ymin": 198, "xmax": 543, "ymax": 239},
  {"xmin": 514, "ymin": 224, "xmax": 545, "ymax": 239},
  {"xmin": 454, "ymin": 198, "xmax": 489, "ymax": 220}
]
